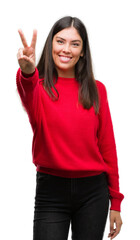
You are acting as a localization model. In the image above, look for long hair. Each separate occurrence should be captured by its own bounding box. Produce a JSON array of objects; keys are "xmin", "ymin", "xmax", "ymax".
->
[{"xmin": 37, "ymin": 16, "xmax": 99, "ymax": 114}]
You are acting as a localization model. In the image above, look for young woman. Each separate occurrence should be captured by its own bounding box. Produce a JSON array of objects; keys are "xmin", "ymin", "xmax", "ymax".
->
[{"xmin": 16, "ymin": 16, "xmax": 124, "ymax": 240}]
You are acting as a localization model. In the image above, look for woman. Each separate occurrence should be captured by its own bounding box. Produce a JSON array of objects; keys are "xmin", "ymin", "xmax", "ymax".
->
[{"xmin": 16, "ymin": 16, "xmax": 124, "ymax": 240}]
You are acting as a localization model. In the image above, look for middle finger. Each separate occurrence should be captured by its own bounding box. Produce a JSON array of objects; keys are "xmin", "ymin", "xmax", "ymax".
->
[
  {"xmin": 18, "ymin": 29, "xmax": 28, "ymax": 48},
  {"xmin": 30, "ymin": 29, "xmax": 37, "ymax": 49}
]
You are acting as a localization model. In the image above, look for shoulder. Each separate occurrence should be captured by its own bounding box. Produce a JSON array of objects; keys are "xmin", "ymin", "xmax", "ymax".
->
[{"xmin": 95, "ymin": 80, "xmax": 107, "ymax": 99}]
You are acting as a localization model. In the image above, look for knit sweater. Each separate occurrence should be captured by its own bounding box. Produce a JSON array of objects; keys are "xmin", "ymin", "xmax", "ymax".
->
[{"xmin": 16, "ymin": 67, "xmax": 124, "ymax": 211}]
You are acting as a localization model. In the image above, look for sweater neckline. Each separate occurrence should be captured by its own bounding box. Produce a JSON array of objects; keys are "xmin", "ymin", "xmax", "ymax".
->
[
  {"xmin": 57, "ymin": 76, "xmax": 76, "ymax": 81},
  {"xmin": 56, "ymin": 76, "xmax": 78, "ymax": 85}
]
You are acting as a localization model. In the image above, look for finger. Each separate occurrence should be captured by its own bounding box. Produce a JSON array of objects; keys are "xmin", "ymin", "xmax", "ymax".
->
[
  {"xmin": 18, "ymin": 29, "xmax": 28, "ymax": 48},
  {"xmin": 17, "ymin": 48, "xmax": 32, "ymax": 63},
  {"xmin": 109, "ymin": 220, "xmax": 115, "ymax": 238},
  {"xmin": 30, "ymin": 29, "xmax": 37, "ymax": 49},
  {"xmin": 110, "ymin": 222, "xmax": 122, "ymax": 239},
  {"xmin": 17, "ymin": 48, "xmax": 24, "ymax": 60},
  {"xmin": 110, "ymin": 219, "xmax": 114, "ymax": 235},
  {"xmin": 110, "ymin": 229, "xmax": 119, "ymax": 239},
  {"xmin": 17, "ymin": 48, "xmax": 30, "ymax": 63},
  {"xmin": 18, "ymin": 55, "xmax": 30, "ymax": 62},
  {"xmin": 108, "ymin": 229, "xmax": 116, "ymax": 237}
]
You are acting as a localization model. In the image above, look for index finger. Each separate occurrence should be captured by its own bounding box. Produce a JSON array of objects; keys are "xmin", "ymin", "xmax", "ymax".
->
[
  {"xmin": 18, "ymin": 29, "xmax": 28, "ymax": 48},
  {"xmin": 30, "ymin": 29, "xmax": 37, "ymax": 49}
]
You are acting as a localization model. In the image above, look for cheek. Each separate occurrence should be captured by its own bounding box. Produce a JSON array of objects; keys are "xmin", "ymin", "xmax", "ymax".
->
[
  {"xmin": 52, "ymin": 47, "xmax": 60, "ymax": 63},
  {"xmin": 72, "ymin": 50, "xmax": 82, "ymax": 61},
  {"xmin": 52, "ymin": 44, "xmax": 62, "ymax": 55},
  {"xmin": 73, "ymin": 47, "xmax": 83, "ymax": 57}
]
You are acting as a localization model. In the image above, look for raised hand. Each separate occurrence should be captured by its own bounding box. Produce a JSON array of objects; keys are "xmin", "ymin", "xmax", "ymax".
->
[{"xmin": 17, "ymin": 29, "xmax": 37, "ymax": 74}]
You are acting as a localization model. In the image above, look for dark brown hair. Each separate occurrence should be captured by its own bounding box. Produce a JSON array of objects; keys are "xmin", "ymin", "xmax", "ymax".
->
[{"xmin": 37, "ymin": 16, "xmax": 99, "ymax": 114}]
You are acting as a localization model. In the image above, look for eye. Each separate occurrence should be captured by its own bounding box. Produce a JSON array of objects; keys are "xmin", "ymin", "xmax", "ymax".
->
[
  {"xmin": 72, "ymin": 43, "xmax": 80, "ymax": 47},
  {"xmin": 57, "ymin": 40, "xmax": 64, "ymax": 44}
]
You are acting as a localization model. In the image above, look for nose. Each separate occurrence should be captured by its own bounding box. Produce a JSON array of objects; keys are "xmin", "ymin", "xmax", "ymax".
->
[{"xmin": 62, "ymin": 43, "xmax": 71, "ymax": 53}]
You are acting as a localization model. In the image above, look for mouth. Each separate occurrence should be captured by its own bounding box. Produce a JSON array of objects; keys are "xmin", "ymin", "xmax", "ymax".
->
[{"xmin": 59, "ymin": 55, "xmax": 72, "ymax": 63}]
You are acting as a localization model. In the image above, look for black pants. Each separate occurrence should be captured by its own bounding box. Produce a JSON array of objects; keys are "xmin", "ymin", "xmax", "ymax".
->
[{"xmin": 33, "ymin": 171, "xmax": 109, "ymax": 240}]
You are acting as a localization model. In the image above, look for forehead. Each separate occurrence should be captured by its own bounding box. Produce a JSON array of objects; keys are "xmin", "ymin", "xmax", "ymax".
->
[{"xmin": 54, "ymin": 27, "xmax": 82, "ymax": 41}]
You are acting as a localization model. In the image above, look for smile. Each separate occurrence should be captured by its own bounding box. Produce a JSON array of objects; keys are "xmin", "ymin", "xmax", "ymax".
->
[{"xmin": 59, "ymin": 55, "xmax": 72, "ymax": 63}]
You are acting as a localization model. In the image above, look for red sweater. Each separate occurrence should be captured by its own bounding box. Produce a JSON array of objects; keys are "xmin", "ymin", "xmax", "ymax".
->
[{"xmin": 16, "ymin": 67, "xmax": 124, "ymax": 211}]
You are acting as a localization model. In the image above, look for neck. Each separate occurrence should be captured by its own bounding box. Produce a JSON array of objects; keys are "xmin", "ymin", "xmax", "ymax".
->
[{"xmin": 56, "ymin": 68, "xmax": 75, "ymax": 78}]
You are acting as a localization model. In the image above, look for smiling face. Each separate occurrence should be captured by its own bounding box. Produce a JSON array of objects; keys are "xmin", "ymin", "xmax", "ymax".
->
[{"xmin": 52, "ymin": 27, "xmax": 83, "ymax": 78}]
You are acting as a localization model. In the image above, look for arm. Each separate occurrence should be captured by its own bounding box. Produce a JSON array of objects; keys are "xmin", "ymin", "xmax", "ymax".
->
[
  {"xmin": 16, "ymin": 29, "xmax": 40, "ymax": 128},
  {"xmin": 97, "ymin": 82, "xmax": 124, "ymax": 212},
  {"xmin": 97, "ymin": 82, "xmax": 124, "ymax": 239},
  {"xmin": 16, "ymin": 67, "xmax": 40, "ymax": 128}
]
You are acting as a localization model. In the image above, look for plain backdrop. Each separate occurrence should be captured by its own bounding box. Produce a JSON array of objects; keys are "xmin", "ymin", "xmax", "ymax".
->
[{"xmin": 0, "ymin": 0, "xmax": 140, "ymax": 239}]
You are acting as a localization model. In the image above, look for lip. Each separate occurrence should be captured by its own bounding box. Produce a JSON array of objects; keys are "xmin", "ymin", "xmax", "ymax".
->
[
  {"xmin": 59, "ymin": 55, "xmax": 72, "ymax": 63},
  {"xmin": 59, "ymin": 55, "xmax": 72, "ymax": 59}
]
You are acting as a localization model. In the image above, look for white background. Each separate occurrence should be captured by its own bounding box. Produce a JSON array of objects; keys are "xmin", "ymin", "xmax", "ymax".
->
[{"xmin": 0, "ymin": 0, "xmax": 140, "ymax": 239}]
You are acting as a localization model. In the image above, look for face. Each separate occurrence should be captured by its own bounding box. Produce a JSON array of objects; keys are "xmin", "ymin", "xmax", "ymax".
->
[{"xmin": 52, "ymin": 27, "xmax": 83, "ymax": 78}]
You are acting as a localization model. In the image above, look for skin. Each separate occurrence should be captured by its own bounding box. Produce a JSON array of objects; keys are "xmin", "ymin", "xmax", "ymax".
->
[
  {"xmin": 17, "ymin": 29, "xmax": 37, "ymax": 74},
  {"xmin": 52, "ymin": 27, "xmax": 83, "ymax": 78},
  {"xmin": 17, "ymin": 28, "xmax": 123, "ymax": 239}
]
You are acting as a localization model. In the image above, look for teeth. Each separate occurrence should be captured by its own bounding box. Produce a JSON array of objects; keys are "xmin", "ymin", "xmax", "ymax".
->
[
  {"xmin": 59, "ymin": 56, "xmax": 72, "ymax": 62},
  {"xmin": 61, "ymin": 56, "xmax": 71, "ymax": 59}
]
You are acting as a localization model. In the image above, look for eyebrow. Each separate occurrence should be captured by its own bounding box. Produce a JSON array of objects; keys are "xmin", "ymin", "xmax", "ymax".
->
[{"xmin": 56, "ymin": 36, "xmax": 81, "ymax": 43}]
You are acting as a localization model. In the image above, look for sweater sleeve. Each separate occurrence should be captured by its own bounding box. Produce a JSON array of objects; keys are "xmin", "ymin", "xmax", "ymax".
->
[
  {"xmin": 16, "ymin": 67, "xmax": 40, "ymax": 129},
  {"xmin": 97, "ymin": 81, "xmax": 124, "ymax": 212}
]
